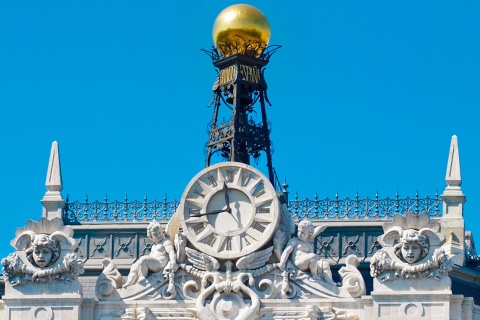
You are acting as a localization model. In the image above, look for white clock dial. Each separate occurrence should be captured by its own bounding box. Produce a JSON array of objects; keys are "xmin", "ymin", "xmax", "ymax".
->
[{"xmin": 179, "ymin": 162, "xmax": 280, "ymax": 259}]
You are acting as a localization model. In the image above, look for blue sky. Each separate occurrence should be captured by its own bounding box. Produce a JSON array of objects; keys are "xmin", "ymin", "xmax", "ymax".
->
[{"xmin": 1, "ymin": 1, "xmax": 479, "ymax": 261}]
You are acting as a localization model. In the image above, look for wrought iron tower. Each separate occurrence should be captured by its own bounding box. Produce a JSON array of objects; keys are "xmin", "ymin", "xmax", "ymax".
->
[{"xmin": 203, "ymin": 4, "xmax": 280, "ymax": 185}]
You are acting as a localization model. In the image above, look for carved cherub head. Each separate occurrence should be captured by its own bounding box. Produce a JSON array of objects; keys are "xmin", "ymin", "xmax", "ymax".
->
[
  {"xmin": 25, "ymin": 234, "xmax": 60, "ymax": 268},
  {"xmin": 378, "ymin": 211, "xmax": 444, "ymax": 265},
  {"xmin": 147, "ymin": 222, "xmax": 165, "ymax": 243},
  {"xmin": 297, "ymin": 220, "xmax": 314, "ymax": 242},
  {"xmin": 394, "ymin": 229, "xmax": 429, "ymax": 264}
]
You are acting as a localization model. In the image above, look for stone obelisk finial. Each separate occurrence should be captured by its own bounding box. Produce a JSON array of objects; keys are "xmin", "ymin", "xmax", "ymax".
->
[
  {"xmin": 41, "ymin": 141, "xmax": 65, "ymax": 219},
  {"xmin": 441, "ymin": 135, "xmax": 466, "ymax": 265},
  {"xmin": 441, "ymin": 135, "xmax": 465, "ymax": 217},
  {"xmin": 445, "ymin": 134, "xmax": 462, "ymax": 190}
]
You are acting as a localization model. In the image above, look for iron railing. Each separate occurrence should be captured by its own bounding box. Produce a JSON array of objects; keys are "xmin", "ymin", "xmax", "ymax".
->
[
  {"xmin": 64, "ymin": 195, "xmax": 179, "ymax": 224},
  {"xmin": 64, "ymin": 192, "xmax": 441, "ymax": 224},
  {"xmin": 287, "ymin": 191, "xmax": 440, "ymax": 221}
]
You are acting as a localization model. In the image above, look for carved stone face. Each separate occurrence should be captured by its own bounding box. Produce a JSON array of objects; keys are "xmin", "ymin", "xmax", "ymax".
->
[
  {"xmin": 148, "ymin": 224, "xmax": 165, "ymax": 242},
  {"xmin": 401, "ymin": 242, "xmax": 422, "ymax": 264},
  {"xmin": 33, "ymin": 246, "xmax": 53, "ymax": 268},
  {"xmin": 297, "ymin": 227, "xmax": 310, "ymax": 242}
]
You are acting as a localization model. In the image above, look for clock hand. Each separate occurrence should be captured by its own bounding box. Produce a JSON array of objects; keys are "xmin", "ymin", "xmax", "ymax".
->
[
  {"xmin": 223, "ymin": 181, "xmax": 240, "ymax": 225},
  {"xmin": 223, "ymin": 181, "xmax": 231, "ymax": 213},
  {"xmin": 190, "ymin": 208, "xmax": 229, "ymax": 217}
]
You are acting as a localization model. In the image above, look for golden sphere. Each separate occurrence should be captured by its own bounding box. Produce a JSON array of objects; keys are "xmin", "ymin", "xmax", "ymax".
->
[{"xmin": 212, "ymin": 4, "xmax": 271, "ymax": 57}]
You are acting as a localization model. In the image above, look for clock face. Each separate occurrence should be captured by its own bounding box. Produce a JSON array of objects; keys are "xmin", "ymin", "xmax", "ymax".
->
[{"xmin": 179, "ymin": 162, "xmax": 279, "ymax": 259}]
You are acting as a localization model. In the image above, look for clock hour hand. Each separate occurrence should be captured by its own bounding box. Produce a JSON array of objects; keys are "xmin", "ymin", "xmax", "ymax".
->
[
  {"xmin": 223, "ymin": 181, "xmax": 232, "ymax": 213},
  {"xmin": 190, "ymin": 208, "xmax": 228, "ymax": 217}
]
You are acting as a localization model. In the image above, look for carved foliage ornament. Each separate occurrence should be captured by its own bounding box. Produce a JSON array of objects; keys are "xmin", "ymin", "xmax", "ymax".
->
[{"xmin": 1, "ymin": 217, "xmax": 84, "ymax": 286}]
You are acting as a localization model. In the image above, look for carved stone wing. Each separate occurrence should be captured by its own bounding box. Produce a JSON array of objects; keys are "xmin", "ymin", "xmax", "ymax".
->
[
  {"xmin": 12, "ymin": 231, "xmax": 36, "ymax": 251},
  {"xmin": 174, "ymin": 233, "xmax": 187, "ymax": 263},
  {"xmin": 273, "ymin": 230, "xmax": 287, "ymax": 261},
  {"xmin": 185, "ymin": 247, "xmax": 220, "ymax": 271},
  {"xmin": 418, "ymin": 228, "xmax": 446, "ymax": 246},
  {"xmin": 236, "ymin": 246, "xmax": 273, "ymax": 270},
  {"xmin": 50, "ymin": 231, "xmax": 77, "ymax": 251},
  {"xmin": 311, "ymin": 225, "xmax": 327, "ymax": 240},
  {"xmin": 378, "ymin": 226, "xmax": 402, "ymax": 247},
  {"xmin": 280, "ymin": 203, "xmax": 295, "ymax": 236},
  {"xmin": 274, "ymin": 204, "xmax": 295, "ymax": 260}
]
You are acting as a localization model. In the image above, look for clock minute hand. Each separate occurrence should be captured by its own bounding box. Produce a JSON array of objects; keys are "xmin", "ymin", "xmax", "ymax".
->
[
  {"xmin": 223, "ymin": 181, "xmax": 232, "ymax": 213},
  {"xmin": 222, "ymin": 181, "xmax": 240, "ymax": 226},
  {"xmin": 190, "ymin": 208, "xmax": 228, "ymax": 217}
]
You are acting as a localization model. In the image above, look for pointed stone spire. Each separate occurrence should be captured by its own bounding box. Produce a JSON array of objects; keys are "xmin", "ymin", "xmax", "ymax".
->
[
  {"xmin": 440, "ymin": 135, "xmax": 466, "ymax": 265},
  {"xmin": 441, "ymin": 135, "xmax": 465, "ymax": 200},
  {"xmin": 46, "ymin": 141, "xmax": 63, "ymax": 192},
  {"xmin": 41, "ymin": 141, "xmax": 65, "ymax": 219},
  {"xmin": 445, "ymin": 135, "xmax": 462, "ymax": 190}
]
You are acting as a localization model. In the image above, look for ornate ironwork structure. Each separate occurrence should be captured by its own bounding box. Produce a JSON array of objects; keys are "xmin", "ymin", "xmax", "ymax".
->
[
  {"xmin": 288, "ymin": 191, "xmax": 441, "ymax": 221},
  {"xmin": 202, "ymin": 44, "xmax": 281, "ymax": 185},
  {"xmin": 64, "ymin": 194, "xmax": 179, "ymax": 224},
  {"xmin": 64, "ymin": 192, "xmax": 441, "ymax": 224}
]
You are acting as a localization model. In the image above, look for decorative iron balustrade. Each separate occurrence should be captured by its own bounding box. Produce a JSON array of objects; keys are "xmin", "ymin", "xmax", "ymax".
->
[
  {"xmin": 64, "ymin": 192, "xmax": 441, "ymax": 224},
  {"xmin": 64, "ymin": 195, "xmax": 179, "ymax": 224},
  {"xmin": 288, "ymin": 191, "xmax": 441, "ymax": 221}
]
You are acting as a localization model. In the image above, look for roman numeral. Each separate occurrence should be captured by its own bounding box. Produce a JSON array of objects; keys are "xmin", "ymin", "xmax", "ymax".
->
[
  {"xmin": 240, "ymin": 233, "xmax": 257, "ymax": 248},
  {"xmin": 249, "ymin": 179, "xmax": 264, "ymax": 197},
  {"xmin": 252, "ymin": 222, "xmax": 266, "ymax": 233},
  {"xmin": 254, "ymin": 189, "xmax": 266, "ymax": 198},
  {"xmin": 189, "ymin": 207, "xmax": 201, "ymax": 215},
  {"xmin": 194, "ymin": 189, "xmax": 205, "ymax": 198},
  {"xmin": 226, "ymin": 236, "xmax": 232, "ymax": 250},
  {"xmin": 242, "ymin": 173, "xmax": 252, "ymax": 187},
  {"xmin": 258, "ymin": 207, "xmax": 270, "ymax": 213},
  {"xmin": 206, "ymin": 234, "xmax": 217, "ymax": 247},
  {"xmin": 226, "ymin": 170, "xmax": 234, "ymax": 183},
  {"xmin": 208, "ymin": 175, "xmax": 217, "ymax": 187},
  {"xmin": 192, "ymin": 223, "xmax": 205, "ymax": 235}
]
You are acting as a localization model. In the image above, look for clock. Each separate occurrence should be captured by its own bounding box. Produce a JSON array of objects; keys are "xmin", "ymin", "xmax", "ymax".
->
[{"xmin": 179, "ymin": 162, "xmax": 280, "ymax": 259}]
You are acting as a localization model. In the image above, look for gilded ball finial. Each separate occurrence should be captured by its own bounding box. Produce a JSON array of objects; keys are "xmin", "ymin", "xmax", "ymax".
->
[{"xmin": 212, "ymin": 4, "xmax": 271, "ymax": 58}]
